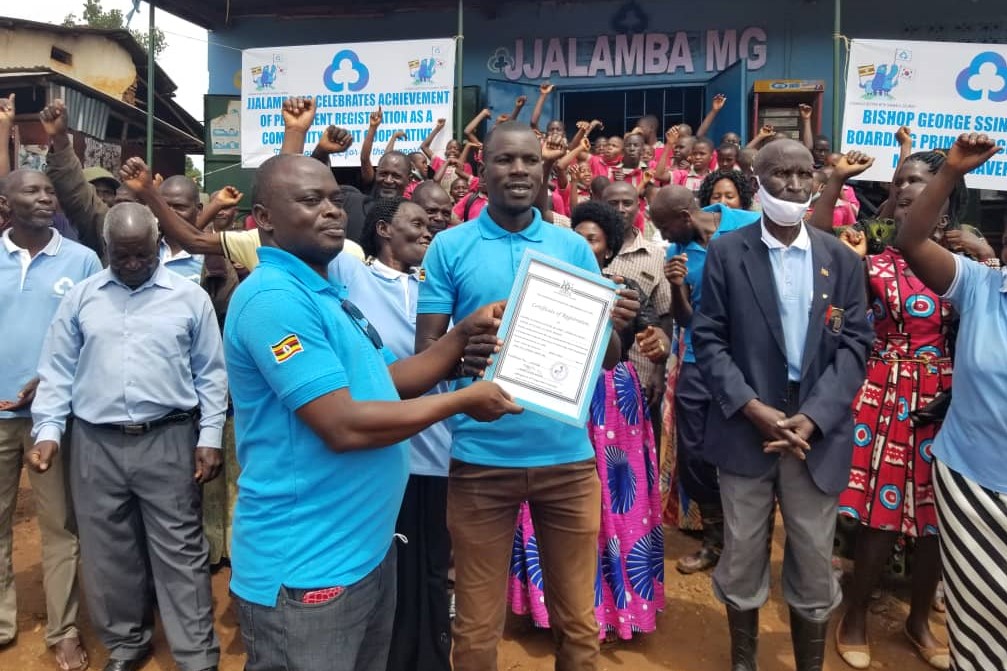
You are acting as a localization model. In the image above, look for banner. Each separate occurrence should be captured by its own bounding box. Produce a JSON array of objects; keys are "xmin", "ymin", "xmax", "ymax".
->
[
  {"xmin": 841, "ymin": 38, "xmax": 1007, "ymax": 190},
  {"xmin": 241, "ymin": 38, "xmax": 456, "ymax": 168}
]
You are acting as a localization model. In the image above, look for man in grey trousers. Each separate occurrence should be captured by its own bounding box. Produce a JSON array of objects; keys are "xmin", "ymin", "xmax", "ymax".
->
[
  {"xmin": 692, "ymin": 139, "xmax": 872, "ymax": 671},
  {"xmin": 27, "ymin": 202, "xmax": 227, "ymax": 671}
]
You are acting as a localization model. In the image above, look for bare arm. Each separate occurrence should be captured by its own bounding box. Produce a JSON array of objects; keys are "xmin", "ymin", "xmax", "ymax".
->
[
  {"xmin": 385, "ymin": 130, "xmax": 406, "ymax": 154},
  {"xmin": 420, "ymin": 118, "xmax": 446, "ymax": 160},
  {"xmin": 653, "ymin": 127, "xmax": 678, "ymax": 182},
  {"xmin": 464, "ymin": 109, "xmax": 491, "ymax": 147},
  {"xmin": 808, "ymin": 151, "xmax": 874, "ymax": 233},
  {"xmin": 531, "ymin": 82, "xmax": 555, "ymax": 130},
  {"xmin": 279, "ymin": 96, "xmax": 316, "ymax": 156},
  {"xmin": 196, "ymin": 186, "xmax": 243, "ymax": 230},
  {"xmin": 360, "ymin": 107, "xmax": 382, "ymax": 187},
  {"xmin": 119, "ymin": 157, "xmax": 225, "ymax": 256},
  {"xmin": 696, "ymin": 94, "xmax": 726, "ymax": 139},
  {"xmin": 896, "ymin": 133, "xmax": 999, "ymax": 295},
  {"xmin": 746, "ymin": 125, "xmax": 775, "ymax": 150},
  {"xmin": 433, "ymin": 157, "xmax": 456, "ymax": 184},
  {"xmin": 798, "ymin": 104, "xmax": 814, "ymax": 150},
  {"xmin": 510, "ymin": 95, "xmax": 527, "ymax": 122}
]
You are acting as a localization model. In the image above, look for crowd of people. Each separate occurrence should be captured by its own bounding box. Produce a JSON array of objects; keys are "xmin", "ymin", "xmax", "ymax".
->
[{"xmin": 0, "ymin": 77, "xmax": 1005, "ymax": 671}]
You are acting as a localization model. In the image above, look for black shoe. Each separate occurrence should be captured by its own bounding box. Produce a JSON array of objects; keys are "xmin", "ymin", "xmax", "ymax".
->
[
  {"xmin": 727, "ymin": 607, "xmax": 759, "ymax": 670},
  {"xmin": 789, "ymin": 607, "xmax": 828, "ymax": 671},
  {"xmin": 677, "ymin": 503, "xmax": 724, "ymax": 574},
  {"xmin": 103, "ymin": 660, "xmax": 145, "ymax": 671}
]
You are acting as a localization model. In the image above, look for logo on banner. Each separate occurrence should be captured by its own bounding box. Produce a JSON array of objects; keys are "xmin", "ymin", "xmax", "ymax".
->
[
  {"xmin": 323, "ymin": 49, "xmax": 370, "ymax": 93},
  {"xmin": 955, "ymin": 51, "xmax": 1007, "ymax": 103},
  {"xmin": 251, "ymin": 54, "xmax": 286, "ymax": 91},
  {"xmin": 408, "ymin": 45, "xmax": 446, "ymax": 86},
  {"xmin": 857, "ymin": 60, "xmax": 903, "ymax": 99}
]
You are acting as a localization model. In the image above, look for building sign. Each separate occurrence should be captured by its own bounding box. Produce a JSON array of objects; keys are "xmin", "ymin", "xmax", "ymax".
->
[
  {"xmin": 487, "ymin": 28, "xmax": 767, "ymax": 81},
  {"xmin": 753, "ymin": 80, "xmax": 824, "ymax": 93},
  {"xmin": 842, "ymin": 38, "xmax": 1007, "ymax": 190},
  {"xmin": 241, "ymin": 38, "xmax": 456, "ymax": 168}
]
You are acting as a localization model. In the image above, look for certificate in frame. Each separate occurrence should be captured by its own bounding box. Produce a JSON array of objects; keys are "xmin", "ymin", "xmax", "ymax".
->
[{"xmin": 484, "ymin": 250, "xmax": 616, "ymax": 427}]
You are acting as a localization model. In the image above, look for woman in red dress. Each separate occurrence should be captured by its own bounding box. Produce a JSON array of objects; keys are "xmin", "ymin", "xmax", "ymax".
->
[{"xmin": 834, "ymin": 150, "xmax": 977, "ymax": 670}]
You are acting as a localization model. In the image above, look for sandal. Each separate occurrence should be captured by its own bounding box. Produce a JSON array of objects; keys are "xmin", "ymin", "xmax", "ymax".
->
[
  {"xmin": 835, "ymin": 613, "xmax": 871, "ymax": 669},
  {"xmin": 904, "ymin": 624, "xmax": 950, "ymax": 670}
]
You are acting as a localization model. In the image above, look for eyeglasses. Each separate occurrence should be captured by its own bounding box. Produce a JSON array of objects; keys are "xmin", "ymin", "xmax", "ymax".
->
[{"xmin": 341, "ymin": 299, "xmax": 384, "ymax": 350}]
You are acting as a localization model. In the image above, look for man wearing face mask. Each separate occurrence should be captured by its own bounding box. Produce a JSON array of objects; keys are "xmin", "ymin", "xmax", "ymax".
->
[{"xmin": 692, "ymin": 139, "xmax": 872, "ymax": 671}]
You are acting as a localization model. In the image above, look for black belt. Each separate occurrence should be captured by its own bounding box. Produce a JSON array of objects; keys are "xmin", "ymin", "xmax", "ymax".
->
[
  {"xmin": 89, "ymin": 408, "xmax": 198, "ymax": 436},
  {"xmin": 785, "ymin": 381, "xmax": 801, "ymax": 406}
]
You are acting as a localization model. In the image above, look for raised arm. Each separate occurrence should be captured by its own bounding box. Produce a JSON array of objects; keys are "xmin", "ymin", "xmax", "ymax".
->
[
  {"xmin": 420, "ymin": 118, "xmax": 446, "ymax": 160},
  {"xmin": 40, "ymin": 99, "xmax": 107, "ymax": 257},
  {"xmin": 653, "ymin": 127, "xmax": 679, "ymax": 182},
  {"xmin": 360, "ymin": 107, "xmax": 383, "ymax": 187},
  {"xmin": 0, "ymin": 94, "xmax": 13, "ymax": 177},
  {"xmin": 432, "ymin": 156, "xmax": 458, "ymax": 184},
  {"xmin": 457, "ymin": 140, "xmax": 476, "ymax": 174},
  {"xmin": 309, "ymin": 125, "xmax": 354, "ymax": 166},
  {"xmin": 196, "ymin": 186, "xmax": 243, "ymax": 230},
  {"xmin": 808, "ymin": 151, "xmax": 874, "ymax": 233},
  {"xmin": 896, "ymin": 133, "xmax": 1000, "ymax": 295},
  {"xmin": 279, "ymin": 96, "xmax": 316, "ymax": 156},
  {"xmin": 529, "ymin": 82, "xmax": 554, "ymax": 131},
  {"xmin": 696, "ymin": 93, "xmax": 726, "ymax": 139},
  {"xmin": 746, "ymin": 124, "xmax": 776, "ymax": 150},
  {"xmin": 877, "ymin": 126, "xmax": 915, "ymax": 220},
  {"xmin": 464, "ymin": 108, "xmax": 492, "ymax": 147},
  {"xmin": 120, "ymin": 157, "xmax": 225, "ymax": 256},
  {"xmin": 385, "ymin": 130, "xmax": 407, "ymax": 154},
  {"xmin": 509, "ymin": 95, "xmax": 527, "ymax": 122},
  {"xmin": 799, "ymin": 103, "xmax": 814, "ymax": 150},
  {"xmin": 556, "ymin": 138, "xmax": 590, "ymax": 172}
]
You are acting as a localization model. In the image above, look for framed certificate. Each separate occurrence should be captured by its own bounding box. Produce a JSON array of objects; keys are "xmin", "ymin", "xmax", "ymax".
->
[{"xmin": 484, "ymin": 250, "xmax": 617, "ymax": 427}]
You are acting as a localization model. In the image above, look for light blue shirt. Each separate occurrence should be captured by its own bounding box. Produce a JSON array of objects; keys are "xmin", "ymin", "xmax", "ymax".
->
[
  {"xmin": 31, "ymin": 263, "xmax": 227, "ymax": 447},
  {"xmin": 417, "ymin": 206, "xmax": 599, "ymax": 468},
  {"xmin": 667, "ymin": 205, "xmax": 761, "ymax": 363},
  {"xmin": 331, "ymin": 254, "xmax": 452, "ymax": 477},
  {"xmin": 934, "ymin": 255, "xmax": 1007, "ymax": 493},
  {"xmin": 762, "ymin": 220, "xmax": 814, "ymax": 382},
  {"xmin": 1, "ymin": 229, "xmax": 101, "ymax": 419},
  {"xmin": 224, "ymin": 247, "xmax": 407, "ymax": 607},
  {"xmin": 160, "ymin": 239, "xmax": 204, "ymax": 283}
]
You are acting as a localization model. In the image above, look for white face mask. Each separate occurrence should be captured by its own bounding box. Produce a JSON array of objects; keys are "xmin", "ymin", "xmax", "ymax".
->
[{"xmin": 757, "ymin": 179, "xmax": 812, "ymax": 227}]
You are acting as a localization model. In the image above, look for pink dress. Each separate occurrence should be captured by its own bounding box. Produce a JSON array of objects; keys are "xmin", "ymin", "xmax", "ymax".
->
[{"xmin": 508, "ymin": 362, "xmax": 665, "ymax": 639}]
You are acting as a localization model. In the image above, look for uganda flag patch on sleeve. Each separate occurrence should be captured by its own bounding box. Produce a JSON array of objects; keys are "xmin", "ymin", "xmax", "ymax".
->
[{"xmin": 270, "ymin": 334, "xmax": 304, "ymax": 363}]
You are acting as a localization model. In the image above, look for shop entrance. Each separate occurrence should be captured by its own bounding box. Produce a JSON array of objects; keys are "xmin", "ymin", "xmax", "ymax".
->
[{"xmin": 559, "ymin": 85, "xmax": 705, "ymax": 138}]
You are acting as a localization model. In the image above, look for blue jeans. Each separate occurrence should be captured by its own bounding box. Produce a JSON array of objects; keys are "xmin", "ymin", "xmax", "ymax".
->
[{"xmin": 234, "ymin": 544, "xmax": 396, "ymax": 671}]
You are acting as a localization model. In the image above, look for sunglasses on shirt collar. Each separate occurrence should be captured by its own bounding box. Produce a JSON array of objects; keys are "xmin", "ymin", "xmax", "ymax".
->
[{"xmin": 340, "ymin": 299, "xmax": 384, "ymax": 350}]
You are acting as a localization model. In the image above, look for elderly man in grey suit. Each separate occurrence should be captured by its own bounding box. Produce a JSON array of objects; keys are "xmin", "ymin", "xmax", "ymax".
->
[{"xmin": 692, "ymin": 139, "xmax": 873, "ymax": 671}]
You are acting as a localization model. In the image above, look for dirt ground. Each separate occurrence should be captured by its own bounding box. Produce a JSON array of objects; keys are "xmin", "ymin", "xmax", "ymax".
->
[{"xmin": 1, "ymin": 474, "xmax": 939, "ymax": 671}]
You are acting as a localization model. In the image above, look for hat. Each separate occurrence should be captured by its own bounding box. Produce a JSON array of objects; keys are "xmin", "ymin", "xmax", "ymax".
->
[{"xmin": 82, "ymin": 166, "xmax": 120, "ymax": 188}]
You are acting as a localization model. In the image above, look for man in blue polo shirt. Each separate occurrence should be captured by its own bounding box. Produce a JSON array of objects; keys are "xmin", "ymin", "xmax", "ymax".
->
[
  {"xmin": 217, "ymin": 154, "xmax": 520, "ymax": 671},
  {"xmin": 415, "ymin": 121, "xmax": 639, "ymax": 671},
  {"xmin": 0, "ymin": 169, "xmax": 99, "ymax": 671},
  {"xmin": 650, "ymin": 187, "xmax": 760, "ymax": 576}
]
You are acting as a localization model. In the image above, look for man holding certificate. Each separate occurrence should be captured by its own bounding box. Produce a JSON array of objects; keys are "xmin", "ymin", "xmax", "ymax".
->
[{"xmin": 416, "ymin": 121, "xmax": 639, "ymax": 671}]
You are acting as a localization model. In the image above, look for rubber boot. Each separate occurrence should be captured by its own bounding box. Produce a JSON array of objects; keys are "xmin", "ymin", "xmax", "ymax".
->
[
  {"xmin": 676, "ymin": 502, "xmax": 724, "ymax": 574},
  {"xmin": 789, "ymin": 607, "xmax": 828, "ymax": 671},
  {"xmin": 727, "ymin": 607, "xmax": 759, "ymax": 670}
]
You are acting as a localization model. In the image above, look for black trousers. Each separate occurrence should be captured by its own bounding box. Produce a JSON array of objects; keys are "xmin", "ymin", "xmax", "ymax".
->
[
  {"xmin": 675, "ymin": 362, "xmax": 722, "ymax": 506},
  {"xmin": 386, "ymin": 474, "xmax": 452, "ymax": 671}
]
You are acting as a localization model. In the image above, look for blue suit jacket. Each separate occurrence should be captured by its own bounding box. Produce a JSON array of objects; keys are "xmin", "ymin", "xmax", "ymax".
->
[{"xmin": 692, "ymin": 223, "xmax": 873, "ymax": 495}]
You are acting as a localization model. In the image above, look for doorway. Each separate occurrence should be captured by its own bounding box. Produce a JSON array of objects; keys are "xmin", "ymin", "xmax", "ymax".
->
[{"xmin": 559, "ymin": 85, "xmax": 705, "ymax": 138}]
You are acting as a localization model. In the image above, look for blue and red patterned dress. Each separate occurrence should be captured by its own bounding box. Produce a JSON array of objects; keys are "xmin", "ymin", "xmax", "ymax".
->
[{"xmin": 838, "ymin": 248, "xmax": 953, "ymax": 536}]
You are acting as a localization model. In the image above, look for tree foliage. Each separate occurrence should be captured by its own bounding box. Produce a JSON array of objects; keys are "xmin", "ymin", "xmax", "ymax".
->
[
  {"xmin": 63, "ymin": 0, "xmax": 167, "ymax": 56},
  {"xmin": 185, "ymin": 156, "xmax": 203, "ymax": 189}
]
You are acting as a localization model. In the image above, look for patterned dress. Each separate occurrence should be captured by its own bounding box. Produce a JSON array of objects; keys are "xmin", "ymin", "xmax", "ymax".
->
[
  {"xmin": 838, "ymin": 248, "xmax": 953, "ymax": 536},
  {"xmin": 508, "ymin": 362, "xmax": 665, "ymax": 639}
]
